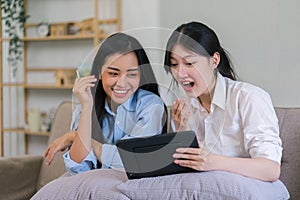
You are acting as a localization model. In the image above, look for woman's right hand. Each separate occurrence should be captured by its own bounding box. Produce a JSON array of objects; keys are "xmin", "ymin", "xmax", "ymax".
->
[
  {"xmin": 173, "ymin": 98, "xmax": 192, "ymax": 131},
  {"xmin": 72, "ymin": 75, "xmax": 97, "ymax": 108},
  {"xmin": 44, "ymin": 131, "xmax": 76, "ymax": 166}
]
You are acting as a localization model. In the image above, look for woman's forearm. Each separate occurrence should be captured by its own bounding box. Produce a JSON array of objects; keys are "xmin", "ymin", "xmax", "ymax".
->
[
  {"xmin": 209, "ymin": 155, "xmax": 281, "ymax": 182},
  {"xmin": 69, "ymin": 106, "xmax": 93, "ymax": 163}
]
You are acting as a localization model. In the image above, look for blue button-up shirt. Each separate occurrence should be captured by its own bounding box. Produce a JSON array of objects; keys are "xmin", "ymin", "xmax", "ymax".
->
[{"xmin": 64, "ymin": 89, "xmax": 165, "ymax": 175}]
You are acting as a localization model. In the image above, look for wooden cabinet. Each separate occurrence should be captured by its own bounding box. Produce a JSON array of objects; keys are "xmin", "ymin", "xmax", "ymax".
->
[{"xmin": 0, "ymin": 0, "xmax": 121, "ymax": 156}]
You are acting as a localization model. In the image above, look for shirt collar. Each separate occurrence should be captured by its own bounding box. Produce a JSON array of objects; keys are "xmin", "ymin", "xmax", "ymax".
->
[
  {"xmin": 211, "ymin": 72, "xmax": 226, "ymax": 110},
  {"xmin": 104, "ymin": 99, "xmax": 115, "ymax": 116},
  {"xmin": 190, "ymin": 72, "xmax": 226, "ymax": 111}
]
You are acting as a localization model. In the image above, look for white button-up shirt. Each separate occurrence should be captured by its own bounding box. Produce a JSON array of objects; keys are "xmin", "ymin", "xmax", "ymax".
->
[{"xmin": 186, "ymin": 73, "xmax": 282, "ymax": 163}]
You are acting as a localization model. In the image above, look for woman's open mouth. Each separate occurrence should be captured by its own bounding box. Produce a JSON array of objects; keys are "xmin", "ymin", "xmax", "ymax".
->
[{"xmin": 181, "ymin": 81, "xmax": 195, "ymax": 91}]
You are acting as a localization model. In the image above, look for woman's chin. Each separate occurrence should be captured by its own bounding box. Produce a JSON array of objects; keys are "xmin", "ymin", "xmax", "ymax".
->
[
  {"xmin": 181, "ymin": 86, "xmax": 196, "ymax": 96},
  {"xmin": 182, "ymin": 89, "xmax": 200, "ymax": 98}
]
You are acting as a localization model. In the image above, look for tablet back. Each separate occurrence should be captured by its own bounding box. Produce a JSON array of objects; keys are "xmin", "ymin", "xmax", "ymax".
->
[{"xmin": 116, "ymin": 131, "xmax": 199, "ymax": 179}]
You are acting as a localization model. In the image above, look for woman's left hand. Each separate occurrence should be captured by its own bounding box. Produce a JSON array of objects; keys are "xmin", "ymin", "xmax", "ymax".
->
[
  {"xmin": 173, "ymin": 145, "xmax": 214, "ymax": 171},
  {"xmin": 172, "ymin": 98, "xmax": 192, "ymax": 131},
  {"xmin": 44, "ymin": 131, "xmax": 76, "ymax": 166}
]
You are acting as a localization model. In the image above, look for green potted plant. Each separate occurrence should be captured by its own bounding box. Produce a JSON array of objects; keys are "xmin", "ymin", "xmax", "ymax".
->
[{"xmin": 1, "ymin": 0, "xmax": 29, "ymax": 76}]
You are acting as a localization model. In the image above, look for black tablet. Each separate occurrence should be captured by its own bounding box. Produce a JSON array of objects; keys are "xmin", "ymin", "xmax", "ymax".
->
[{"xmin": 116, "ymin": 131, "xmax": 199, "ymax": 179}]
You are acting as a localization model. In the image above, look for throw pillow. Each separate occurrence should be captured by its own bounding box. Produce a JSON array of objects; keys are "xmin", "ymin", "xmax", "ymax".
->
[
  {"xmin": 117, "ymin": 171, "xmax": 290, "ymax": 200},
  {"xmin": 32, "ymin": 169, "xmax": 130, "ymax": 200}
]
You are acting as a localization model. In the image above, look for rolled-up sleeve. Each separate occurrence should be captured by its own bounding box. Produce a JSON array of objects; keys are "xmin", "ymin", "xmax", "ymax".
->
[
  {"xmin": 241, "ymin": 88, "xmax": 282, "ymax": 164},
  {"xmin": 70, "ymin": 104, "xmax": 81, "ymax": 131},
  {"xmin": 63, "ymin": 149, "xmax": 98, "ymax": 175}
]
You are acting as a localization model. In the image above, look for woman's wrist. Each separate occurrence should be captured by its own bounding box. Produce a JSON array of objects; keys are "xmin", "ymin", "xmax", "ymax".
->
[
  {"xmin": 81, "ymin": 104, "xmax": 93, "ymax": 113},
  {"xmin": 66, "ymin": 131, "xmax": 77, "ymax": 144},
  {"xmin": 202, "ymin": 153, "xmax": 223, "ymax": 171}
]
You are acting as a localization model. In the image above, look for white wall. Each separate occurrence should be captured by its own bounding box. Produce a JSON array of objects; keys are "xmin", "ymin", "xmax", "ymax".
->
[
  {"xmin": 122, "ymin": 0, "xmax": 300, "ymax": 107},
  {"xmin": 160, "ymin": 0, "xmax": 300, "ymax": 107}
]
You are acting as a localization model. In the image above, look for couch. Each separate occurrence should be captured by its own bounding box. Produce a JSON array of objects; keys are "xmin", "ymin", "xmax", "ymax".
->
[
  {"xmin": 0, "ymin": 101, "xmax": 72, "ymax": 200},
  {"xmin": 0, "ymin": 101, "xmax": 299, "ymax": 199}
]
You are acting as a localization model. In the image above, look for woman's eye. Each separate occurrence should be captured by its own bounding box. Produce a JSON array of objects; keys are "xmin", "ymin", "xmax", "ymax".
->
[
  {"xmin": 108, "ymin": 72, "xmax": 119, "ymax": 76},
  {"xmin": 170, "ymin": 63, "xmax": 178, "ymax": 67},
  {"xmin": 186, "ymin": 62, "xmax": 195, "ymax": 66},
  {"xmin": 127, "ymin": 73, "xmax": 138, "ymax": 78}
]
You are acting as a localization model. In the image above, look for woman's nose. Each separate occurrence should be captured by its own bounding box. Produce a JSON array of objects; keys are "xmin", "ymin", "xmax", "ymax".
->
[
  {"xmin": 116, "ymin": 74, "xmax": 127, "ymax": 87},
  {"xmin": 177, "ymin": 65, "xmax": 188, "ymax": 78}
]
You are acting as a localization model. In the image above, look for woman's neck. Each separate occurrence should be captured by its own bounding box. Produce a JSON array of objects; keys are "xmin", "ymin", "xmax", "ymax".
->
[
  {"xmin": 198, "ymin": 76, "xmax": 217, "ymax": 113},
  {"xmin": 106, "ymin": 98, "xmax": 119, "ymax": 114},
  {"xmin": 110, "ymin": 104, "xmax": 118, "ymax": 114},
  {"xmin": 198, "ymin": 95, "xmax": 212, "ymax": 113}
]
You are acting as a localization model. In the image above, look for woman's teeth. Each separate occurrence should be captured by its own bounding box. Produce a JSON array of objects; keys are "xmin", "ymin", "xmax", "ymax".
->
[
  {"xmin": 114, "ymin": 89, "xmax": 127, "ymax": 94},
  {"xmin": 183, "ymin": 81, "xmax": 194, "ymax": 87}
]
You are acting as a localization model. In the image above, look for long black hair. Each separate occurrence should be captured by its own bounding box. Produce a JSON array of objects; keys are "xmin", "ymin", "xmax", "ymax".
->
[
  {"xmin": 164, "ymin": 21, "xmax": 236, "ymax": 80},
  {"xmin": 90, "ymin": 33, "xmax": 167, "ymax": 141}
]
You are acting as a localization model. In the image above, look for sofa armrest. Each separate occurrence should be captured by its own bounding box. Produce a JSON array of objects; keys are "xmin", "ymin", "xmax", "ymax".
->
[{"xmin": 0, "ymin": 155, "xmax": 43, "ymax": 200}]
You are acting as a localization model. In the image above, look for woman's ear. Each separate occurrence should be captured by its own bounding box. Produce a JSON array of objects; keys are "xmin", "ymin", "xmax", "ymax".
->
[{"xmin": 211, "ymin": 52, "xmax": 220, "ymax": 69}]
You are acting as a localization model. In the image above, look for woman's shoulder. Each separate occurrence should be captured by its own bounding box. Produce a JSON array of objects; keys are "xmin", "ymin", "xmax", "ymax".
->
[
  {"xmin": 224, "ymin": 77, "xmax": 273, "ymax": 108},
  {"xmin": 225, "ymin": 77, "xmax": 270, "ymax": 98}
]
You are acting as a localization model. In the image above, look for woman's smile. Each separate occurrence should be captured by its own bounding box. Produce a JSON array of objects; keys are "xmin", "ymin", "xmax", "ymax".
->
[{"xmin": 112, "ymin": 87, "xmax": 131, "ymax": 98}]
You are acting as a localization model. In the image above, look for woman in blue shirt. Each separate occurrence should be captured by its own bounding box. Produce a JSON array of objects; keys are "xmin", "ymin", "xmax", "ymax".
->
[{"xmin": 45, "ymin": 33, "xmax": 167, "ymax": 175}]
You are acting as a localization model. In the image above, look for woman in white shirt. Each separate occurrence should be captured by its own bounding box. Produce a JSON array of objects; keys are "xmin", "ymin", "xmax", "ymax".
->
[{"xmin": 164, "ymin": 21, "xmax": 282, "ymax": 181}]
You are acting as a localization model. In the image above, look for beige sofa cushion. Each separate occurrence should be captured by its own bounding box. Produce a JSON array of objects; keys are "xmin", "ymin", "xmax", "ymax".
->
[
  {"xmin": 0, "ymin": 155, "xmax": 42, "ymax": 200},
  {"xmin": 275, "ymin": 108, "xmax": 300, "ymax": 200},
  {"xmin": 36, "ymin": 101, "xmax": 73, "ymax": 190}
]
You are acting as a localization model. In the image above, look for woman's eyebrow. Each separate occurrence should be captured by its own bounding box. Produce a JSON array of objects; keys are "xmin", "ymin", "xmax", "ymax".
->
[
  {"xmin": 107, "ymin": 66, "xmax": 139, "ymax": 72},
  {"xmin": 171, "ymin": 54, "xmax": 196, "ymax": 59},
  {"xmin": 127, "ymin": 68, "xmax": 139, "ymax": 72},
  {"xmin": 107, "ymin": 66, "xmax": 120, "ymax": 71},
  {"xmin": 183, "ymin": 55, "xmax": 196, "ymax": 59}
]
